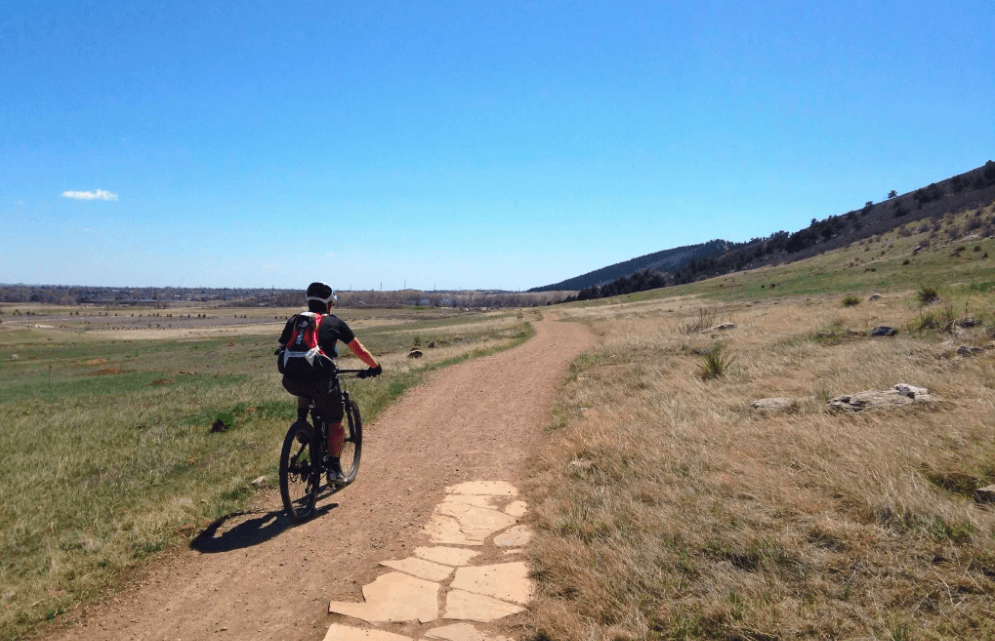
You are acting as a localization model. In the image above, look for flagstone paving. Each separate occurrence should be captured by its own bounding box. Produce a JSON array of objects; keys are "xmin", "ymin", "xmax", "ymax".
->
[
  {"xmin": 323, "ymin": 624, "xmax": 414, "ymax": 641},
  {"xmin": 450, "ymin": 563, "xmax": 532, "ymax": 606},
  {"xmin": 442, "ymin": 590, "xmax": 525, "ymax": 623},
  {"xmin": 492, "ymin": 525, "xmax": 532, "ymax": 548},
  {"xmin": 380, "ymin": 557, "xmax": 455, "ymax": 582},
  {"xmin": 328, "ymin": 572, "xmax": 440, "ymax": 623},
  {"xmin": 414, "ymin": 546, "xmax": 481, "ymax": 567},
  {"xmin": 325, "ymin": 480, "xmax": 534, "ymax": 640},
  {"xmin": 423, "ymin": 622, "xmax": 513, "ymax": 641}
]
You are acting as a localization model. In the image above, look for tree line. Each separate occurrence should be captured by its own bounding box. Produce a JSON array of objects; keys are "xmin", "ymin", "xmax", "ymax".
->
[{"xmin": 0, "ymin": 284, "xmax": 570, "ymax": 309}]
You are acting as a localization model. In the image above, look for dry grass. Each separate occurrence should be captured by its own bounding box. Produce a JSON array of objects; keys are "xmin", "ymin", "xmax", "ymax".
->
[{"xmin": 528, "ymin": 293, "xmax": 995, "ymax": 640}]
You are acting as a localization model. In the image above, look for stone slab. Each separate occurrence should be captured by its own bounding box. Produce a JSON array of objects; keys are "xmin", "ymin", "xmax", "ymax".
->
[
  {"xmin": 328, "ymin": 572, "xmax": 439, "ymax": 623},
  {"xmin": 450, "ymin": 562, "xmax": 533, "ymax": 606},
  {"xmin": 493, "ymin": 525, "xmax": 532, "ymax": 548},
  {"xmin": 502, "ymin": 501, "xmax": 528, "ymax": 517},
  {"xmin": 380, "ymin": 557, "xmax": 454, "ymax": 582},
  {"xmin": 323, "ymin": 623, "xmax": 413, "ymax": 641},
  {"xmin": 447, "ymin": 481, "xmax": 518, "ymax": 497},
  {"xmin": 414, "ymin": 546, "xmax": 481, "ymax": 567},
  {"xmin": 443, "ymin": 589, "xmax": 525, "ymax": 622},
  {"xmin": 444, "ymin": 494, "xmax": 498, "ymax": 509},
  {"xmin": 423, "ymin": 622, "xmax": 513, "ymax": 641},
  {"xmin": 424, "ymin": 514, "xmax": 483, "ymax": 546},
  {"xmin": 437, "ymin": 501, "xmax": 518, "ymax": 543}
]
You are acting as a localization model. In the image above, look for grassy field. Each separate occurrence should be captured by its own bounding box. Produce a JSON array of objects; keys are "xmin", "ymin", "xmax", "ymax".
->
[
  {"xmin": 527, "ymin": 207, "xmax": 995, "ymax": 640},
  {"xmin": 0, "ymin": 307, "xmax": 536, "ymax": 641}
]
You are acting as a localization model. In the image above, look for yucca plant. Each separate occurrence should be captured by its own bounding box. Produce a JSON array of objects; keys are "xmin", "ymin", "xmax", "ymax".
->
[{"xmin": 698, "ymin": 345, "xmax": 734, "ymax": 380}]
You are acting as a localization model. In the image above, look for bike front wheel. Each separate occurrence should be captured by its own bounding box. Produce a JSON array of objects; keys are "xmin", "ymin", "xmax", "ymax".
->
[
  {"xmin": 339, "ymin": 398, "xmax": 363, "ymax": 485},
  {"xmin": 279, "ymin": 420, "xmax": 318, "ymax": 522}
]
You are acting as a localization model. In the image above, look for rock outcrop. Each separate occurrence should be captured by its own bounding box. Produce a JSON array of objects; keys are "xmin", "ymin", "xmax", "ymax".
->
[
  {"xmin": 828, "ymin": 384, "xmax": 933, "ymax": 412},
  {"xmin": 871, "ymin": 326, "xmax": 897, "ymax": 336},
  {"xmin": 750, "ymin": 397, "xmax": 797, "ymax": 412}
]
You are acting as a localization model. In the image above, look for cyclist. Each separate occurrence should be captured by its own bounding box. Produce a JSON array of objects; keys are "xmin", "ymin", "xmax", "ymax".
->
[{"xmin": 278, "ymin": 282, "xmax": 381, "ymax": 485}]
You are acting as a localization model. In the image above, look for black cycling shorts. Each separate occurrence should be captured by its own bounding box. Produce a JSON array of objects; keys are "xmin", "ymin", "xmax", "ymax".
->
[{"xmin": 282, "ymin": 375, "xmax": 344, "ymax": 425}]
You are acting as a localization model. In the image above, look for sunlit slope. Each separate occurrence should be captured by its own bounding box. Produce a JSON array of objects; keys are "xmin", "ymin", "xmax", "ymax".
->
[{"xmin": 589, "ymin": 204, "xmax": 995, "ymax": 305}]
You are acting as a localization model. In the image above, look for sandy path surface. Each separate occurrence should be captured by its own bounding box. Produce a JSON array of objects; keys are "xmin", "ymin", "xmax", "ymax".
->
[{"xmin": 43, "ymin": 316, "xmax": 591, "ymax": 641}]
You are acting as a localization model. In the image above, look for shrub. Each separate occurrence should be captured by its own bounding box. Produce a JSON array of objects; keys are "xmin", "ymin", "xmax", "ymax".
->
[
  {"xmin": 678, "ymin": 308, "xmax": 717, "ymax": 334},
  {"xmin": 910, "ymin": 311, "xmax": 941, "ymax": 332},
  {"xmin": 842, "ymin": 295, "xmax": 861, "ymax": 307},
  {"xmin": 698, "ymin": 345, "xmax": 734, "ymax": 380},
  {"xmin": 917, "ymin": 285, "xmax": 940, "ymax": 305}
]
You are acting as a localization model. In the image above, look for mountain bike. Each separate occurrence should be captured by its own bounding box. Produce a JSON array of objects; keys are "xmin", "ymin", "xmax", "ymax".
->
[{"xmin": 279, "ymin": 369, "xmax": 364, "ymax": 522}]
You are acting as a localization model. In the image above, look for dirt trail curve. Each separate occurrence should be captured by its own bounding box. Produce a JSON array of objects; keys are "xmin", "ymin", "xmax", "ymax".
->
[{"xmin": 44, "ymin": 315, "xmax": 591, "ymax": 641}]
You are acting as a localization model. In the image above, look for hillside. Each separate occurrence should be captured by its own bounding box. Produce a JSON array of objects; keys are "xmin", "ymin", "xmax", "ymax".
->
[
  {"xmin": 529, "ymin": 239, "xmax": 740, "ymax": 292},
  {"xmin": 534, "ymin": 160, "xmax": 995, "ymax": 297}
]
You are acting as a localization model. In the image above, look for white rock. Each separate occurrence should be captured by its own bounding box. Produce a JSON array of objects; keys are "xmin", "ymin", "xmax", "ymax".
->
[
  {"xmin": 450, "ymin": 562, "xmax": 533, "ymax": 606},
  {"xmin": 323, "ymin": 624, "xmax": 412, "ymax": 641},
  {"xmin": 432, "ymin": 501, "xmax": 518, "ymax": 544},
  {"xmin": 424, "ymin": 622, "xmax": 513, "ymax": 641},
  {"xmin": 444, "ymin": 494, "xmax": 498, "ymax": 509},
  {"xmin": 423, "ymin": 514, "xmax": 483, "ymax": 546},
  {"xmin": 414, "ymin": 546, "xmax": 481, "ymax": 567},
  {"xmin": 502, "ymin": 501, "xmax": 528, "ymax": 518},
  {"xmin": 493, "ymin": 525, "xmax": 532, "ymax": 548},
  {"xmin": 443, "ymin": 590, "xmax": 524, "ymax": 623},
  {"xmin": 380, "ymin": 557, "xmax": 454, "ymax": 582},
  {"xmin": 328, "ymin": 572, "xmax": 439, "ymax": 623}
]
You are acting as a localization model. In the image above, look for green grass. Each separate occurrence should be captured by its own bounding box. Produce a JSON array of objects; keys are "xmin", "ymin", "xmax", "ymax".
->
[{"xmin": 0, "ymin": 314, "xmax": 536, "ymax": 641}]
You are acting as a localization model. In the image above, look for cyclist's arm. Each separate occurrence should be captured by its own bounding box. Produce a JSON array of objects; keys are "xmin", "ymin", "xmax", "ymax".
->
[
  {"xmin": 346, "ymin": 338, "xmax": 379, "ymax": 369},
  {"xmin": 278, "ymin": 316, "xmax": 296, "ymax": 346}
]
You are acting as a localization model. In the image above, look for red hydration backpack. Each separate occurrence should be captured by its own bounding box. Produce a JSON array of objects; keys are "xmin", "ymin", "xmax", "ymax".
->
[{"xmin": 279, "ymin": 312, "xmax": 335, "ymax": 378}]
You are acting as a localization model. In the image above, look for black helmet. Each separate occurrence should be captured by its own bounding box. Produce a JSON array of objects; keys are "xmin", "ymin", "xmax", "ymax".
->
[{"xmin": 306, "ymin": 282, "xmax": 336, "ymax": 306}]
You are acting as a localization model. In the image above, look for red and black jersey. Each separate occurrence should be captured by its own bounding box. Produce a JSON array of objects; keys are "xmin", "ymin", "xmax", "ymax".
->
[{"xmin": 279, "ymin": 312, "xmax": 356, "ymax": 355}]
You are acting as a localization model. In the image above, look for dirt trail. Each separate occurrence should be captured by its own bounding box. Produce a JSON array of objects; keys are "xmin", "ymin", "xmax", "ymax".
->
[{"xmin": 44, "ymin": 316, "xmax": 591, "ymax": 641}]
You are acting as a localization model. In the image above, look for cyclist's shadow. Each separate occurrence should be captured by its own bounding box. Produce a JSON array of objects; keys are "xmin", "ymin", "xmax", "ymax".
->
[{"xmin": 191, "ymin": 499, "xmax": 338, "ymax": 554}]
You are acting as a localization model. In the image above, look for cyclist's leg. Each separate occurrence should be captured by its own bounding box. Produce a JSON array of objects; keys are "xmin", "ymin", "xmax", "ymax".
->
[
  {"xmin": 329, "ymin": 421, "xmax": 344, "ymax": 457},
  {"xmin": 310, "ymin": 380, "xmax": 344, "ymax": 459}
]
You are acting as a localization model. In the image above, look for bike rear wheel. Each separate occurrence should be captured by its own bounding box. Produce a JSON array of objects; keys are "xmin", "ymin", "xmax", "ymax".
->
[
  {"xmin": 339, "ymin": 397, "xmax": 362, "ymax": 484},
  {"xmin": 279, "ymin": 420, "xmax": 318, "ymax": 522}
]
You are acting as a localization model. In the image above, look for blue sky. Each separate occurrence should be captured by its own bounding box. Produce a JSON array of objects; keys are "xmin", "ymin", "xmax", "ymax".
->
[{"xmin": 2, "ymin": 1, "xmax": 993, "ymax": 290}]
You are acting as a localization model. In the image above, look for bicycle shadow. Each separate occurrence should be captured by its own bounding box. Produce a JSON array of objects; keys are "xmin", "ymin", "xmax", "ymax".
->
[{"xmin": 191, "ymin": 500, "xmax": 338, "ymax": 554}]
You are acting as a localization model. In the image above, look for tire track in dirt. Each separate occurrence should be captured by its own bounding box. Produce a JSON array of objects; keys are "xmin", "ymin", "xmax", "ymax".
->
[{"xmin": 43, "ymin": 315, "xmax": 591, "ymax": 641}]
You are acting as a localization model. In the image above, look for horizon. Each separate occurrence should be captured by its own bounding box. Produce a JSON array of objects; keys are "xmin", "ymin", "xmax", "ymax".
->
[{"xmin": 3, "ymin": 1, "xmax": 994, "ymax": 290}]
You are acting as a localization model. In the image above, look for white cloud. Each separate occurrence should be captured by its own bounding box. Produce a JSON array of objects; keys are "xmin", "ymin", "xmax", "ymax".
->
[{"xmin": 61, "ymin": 189, "xmax": 118, "ymax": 201}]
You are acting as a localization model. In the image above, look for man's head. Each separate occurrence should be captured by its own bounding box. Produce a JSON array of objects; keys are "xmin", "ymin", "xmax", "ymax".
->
[{"xmin": 306, "ymin": 282, "xmax": 336, "ymax": 313}]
